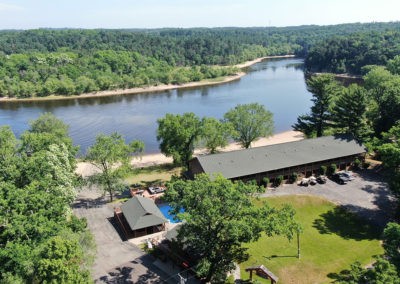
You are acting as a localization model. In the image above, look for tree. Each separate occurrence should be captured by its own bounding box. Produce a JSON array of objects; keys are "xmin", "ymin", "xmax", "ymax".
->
[
  {"xmin": 382, "ymin": 222, "xmax": 400, "ymax": 270},
  {"xmin": 364, "ymin": 67, "xmax": 400, "ymax": 135},
  {"xmin": 35, "ymin": 236, "xmax": 92, "ymax": 283},
  {"xmin": 19, "ymin": 113, "xmax": 79, "ymax": 167},
  {"xmin": 164, "ymin": 174, "xmax": 300, "ymax": 283},
  {"xmin": 377, "ymin": 122, "xmax": 400, "ymax": 199},
  {"xmin": 331, "ymin": 84, "xmax": 371, "ymax": 140},
  {"xmin": 387, "ymin": 55, "xmax": 400, "ymax": 75},
  {"xmin": 157, "ymin": 112, "xmax": 202, "ymax": 167},
  {"xmin": 85, "ymin": 132, "xmax": 144, "ymax": 201},
  {"xmin": 224, "ymin": 103, "xmax": 274, "ymax": 149},
  {"xmin": 336, "ymin": 258, "xmax": 400, "ymax": 284},
  {"xmin": 201, "ymin": 117, "xmax": 232, "ymax": 154},
  {"xmin": 0, "ymin": 126, "xmax": 19, "ymax": 182},
  {"xmin": 293, "ymin": 75, "xmax": 338, "ymax": 137}
]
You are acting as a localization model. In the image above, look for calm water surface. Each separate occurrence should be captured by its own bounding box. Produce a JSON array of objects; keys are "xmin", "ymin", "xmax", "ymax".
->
[{"xmin": 0, "ymin": 58, "xmax": 312, "ymax": 155}]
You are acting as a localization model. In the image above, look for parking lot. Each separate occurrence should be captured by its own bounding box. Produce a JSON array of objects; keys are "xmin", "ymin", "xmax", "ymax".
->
[{"xmin": 260, "ymin": 169, "xmax": 397, "ymax": 229}]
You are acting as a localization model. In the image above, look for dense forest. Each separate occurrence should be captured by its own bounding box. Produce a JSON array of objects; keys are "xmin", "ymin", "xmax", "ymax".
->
[
  {"xmin": 305, "ymin": 31, "xmax": 400, "ymax": 74},
  {"xmin": 1, "ymin": 22, "xmax": 400, "ymax": 98}
]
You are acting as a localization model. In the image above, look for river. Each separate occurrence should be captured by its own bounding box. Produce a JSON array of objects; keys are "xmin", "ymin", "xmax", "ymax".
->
[{"xmin": 0, "ymin": 58, "xmax": 312, "ymax": 155}]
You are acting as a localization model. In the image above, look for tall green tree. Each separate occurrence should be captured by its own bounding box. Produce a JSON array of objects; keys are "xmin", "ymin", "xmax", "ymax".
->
[
  {"xmin": 377, "ymin": 122, "xmax": 400, "ymax": 200},
  {"xmin": 19, "ymin": 113, "xmax": 79, "ymax": 167},
  {"xmin": 157, "ymin": 112, "xmax": 203, "ymax": 167},
  {"xmin": 364, "ymin": 67, "xmax": 400, "ymax": 135},
  {"xmin": 224, "ymin": 103, "xmax": 274, "ymax": 149},
  {"xmin": 85, "ymin": 132, "xmax": 144, "ymax": 201},
  {"xmin": 164, "ymin": 174, "xmax": 300, "ymax": 283},
  {"xmin": 201, "ymin": 117, "xmax": 232, "ymax": 154},
  {"xmin": 293, "ymin": 74, "xmax": 338, "ymax": 137},
  {"xmin": 331, "ymin": 84, "xmax": 371, "ymax": 140}
]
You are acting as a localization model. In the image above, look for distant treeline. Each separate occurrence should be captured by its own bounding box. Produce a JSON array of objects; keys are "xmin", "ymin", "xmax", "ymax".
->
[
  {"xmin": 305, "ymin": 31, "xmax": 400, "ymax": 74},
  {"xmin": 0, "ymin": 51, "xmax": 238, "ymax": 98},
  {"xmin": 2, "ymin": 22, "xmax": 400, "ymax": 98}
]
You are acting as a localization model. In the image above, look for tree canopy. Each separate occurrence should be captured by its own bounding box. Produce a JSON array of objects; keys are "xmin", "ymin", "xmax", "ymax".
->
[
  {"xmin": 293, "ymin": 75, "xmax": 338, "ymax": 137},
  {"xmin": 224, "ymin": 103, "xmax": 274, "ymax": 148},
  {"xmin": 85, "ymin": 132, "xmax": 144, "ymax": 201},
  {"xmin": 157, "ymin": 112, "xmax": 203, "ymax": 167},
  {"xmin": 0, "ymin": 117, "xmax": 95, "ymax": 283}
]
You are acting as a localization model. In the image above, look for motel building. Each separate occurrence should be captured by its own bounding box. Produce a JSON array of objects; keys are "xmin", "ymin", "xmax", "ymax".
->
[{"xmin": 188, "ymin": 134, "xmax": 367, "ymax": 185}]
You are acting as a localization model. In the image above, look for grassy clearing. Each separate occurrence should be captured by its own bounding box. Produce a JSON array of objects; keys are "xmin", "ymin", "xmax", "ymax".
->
[
  {"xmin": 240, "ymin": 195, "xmax": 383, "ymax": 284},
  {"xmin": 125, "ymin": 164, "xmax": 182, "ymax": 186}
]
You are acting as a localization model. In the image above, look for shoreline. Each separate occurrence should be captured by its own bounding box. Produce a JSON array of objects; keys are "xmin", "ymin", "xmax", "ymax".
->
[
  {"xmin": 76, "ymin": 130, "xmax": 304, "ymax": 177},
  {"xmin": 0, "ymin": 55, "xmax": 295, "ymax": 103}
]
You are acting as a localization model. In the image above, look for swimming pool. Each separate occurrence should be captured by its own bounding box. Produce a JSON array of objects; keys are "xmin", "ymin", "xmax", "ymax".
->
[{"xmin": 157, "ymin": 203, "xmax": 183, "ymax": 223}]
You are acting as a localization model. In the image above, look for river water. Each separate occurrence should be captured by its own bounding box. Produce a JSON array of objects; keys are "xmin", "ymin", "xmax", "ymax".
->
[{"xmin": 0, "ymin": 58, "xmax": 312, "ymax": 155}]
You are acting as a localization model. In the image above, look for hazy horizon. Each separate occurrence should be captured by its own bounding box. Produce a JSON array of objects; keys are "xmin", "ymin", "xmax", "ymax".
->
[{"xmin": 1, "ymin": 0, "xmax": 400, "ymax": 30}]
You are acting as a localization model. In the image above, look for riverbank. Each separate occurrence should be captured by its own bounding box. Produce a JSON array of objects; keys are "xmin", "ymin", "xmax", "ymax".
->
[
  {"xmin": 76, "ymin": 130, "xmax": 304, "ymax": 177},
  {"xmin": 0, "ymin": 55, "xmax": 295, "ymax": 103}
]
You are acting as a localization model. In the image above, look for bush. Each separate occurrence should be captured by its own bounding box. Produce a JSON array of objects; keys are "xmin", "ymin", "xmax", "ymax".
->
[
  {"xmin": 275, "ymin": 175, "xmax": 284, "ymax": 187},
  {"xmin": 225, "ymin": 275, "xmax": 235, "ymax": 284},
  {"xmin": 354, "ymin": 159, "xmax": 361, "ymax": 169},
  {"xmin": 330, "ymin": 164, "xmax": 337, "ymax": 175},
  {"xmin": 263, "ymin": 177, "xmax": 270, "ymax": 187},
  {"xmin": 290, "ymin": 172, "xmax": 299, "ymax": 183},
  {"xmin": 363, "ymin": 162, "xmax": 371, "ymax": 169},
  {"xmin": 321, "ymin": 165, "xmax": 327, "ymax": 176}
]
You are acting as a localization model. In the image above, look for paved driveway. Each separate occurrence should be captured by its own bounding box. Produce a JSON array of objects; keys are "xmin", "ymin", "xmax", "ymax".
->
[
  {"xmin": 73, "ymin": 189, "xmax": 147, "ymax": 281},
  {"xmin": 260, "ymin": 170, "xmax": 397, "ymax": 229}
]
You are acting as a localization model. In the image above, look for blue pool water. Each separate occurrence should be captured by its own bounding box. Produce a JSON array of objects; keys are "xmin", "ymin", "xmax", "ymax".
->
[{"xmin": 157, "ymin": 203, "xmax": 183, "ymax": 223}]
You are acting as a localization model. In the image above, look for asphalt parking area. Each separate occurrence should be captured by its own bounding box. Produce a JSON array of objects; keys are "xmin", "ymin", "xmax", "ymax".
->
[
  {"xmin": 73, "ymin": 189, "xmax": 146, "ymax": 281},
  {"xmin": 260, "ymin": 170, "xmax": 397, "ymax": 229}
]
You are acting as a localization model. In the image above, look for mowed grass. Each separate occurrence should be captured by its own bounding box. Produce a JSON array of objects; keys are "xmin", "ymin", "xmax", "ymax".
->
[
  {"xmin": 125, "ymin": 164, "xmax": 182, "ymax": 186},
  {"xmin": 240, "ymin": 195, "xmax": 383, "ymax": 284}
]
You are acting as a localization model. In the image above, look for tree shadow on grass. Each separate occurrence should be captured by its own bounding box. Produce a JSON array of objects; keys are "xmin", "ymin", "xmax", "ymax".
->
[{"xmin": 313, "ymin": 206, "xmax": 381, "ymax": 241}]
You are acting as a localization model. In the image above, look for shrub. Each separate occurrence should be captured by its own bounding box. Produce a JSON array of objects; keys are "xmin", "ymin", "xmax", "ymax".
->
[
  {"xmin": 275, "ymin": 175, "xmax": 284, "ymax": 187},
  {"xmin": 354, "ymin": 159, "xmax": 361, "ymax": 169},
  {"xmin": 321, "ymin": 165, "xmax": 327, "ymax": 176},
  {"xmin": 330, "ymin": 164, "xmax": 337, "ymax": 175},
  {"xmin": 363, "ymin": 162, "xmax": 371, "ymax": 169},
  {"xmin": 263, "ymin": 177, "xmax": 270, "ymax": 187},
  {"xmin": 291, "ymin": 172, "xmax": 299, "ymax": 183},
  {"xmin": 225, "ymin": 275, "xmax": 235, "ymax": 284}
]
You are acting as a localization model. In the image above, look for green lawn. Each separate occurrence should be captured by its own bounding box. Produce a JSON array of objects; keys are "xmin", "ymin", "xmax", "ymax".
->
[
  {"xmin": 124, "ymin": 164, "xmax": 182, "ymax": 186},
  {"xmin": 240, "ymin": 195, "xmax": 383, "ymax": 284}
]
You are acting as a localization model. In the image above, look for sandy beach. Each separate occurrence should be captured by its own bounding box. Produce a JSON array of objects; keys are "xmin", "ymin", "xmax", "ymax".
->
[
  {"xmin": 76, "ymin": 130, "xmax": 304, "ymax": 177},
  {"xmin": 0, "ymin": 55, "xmax": 295, "ymax": 103}
]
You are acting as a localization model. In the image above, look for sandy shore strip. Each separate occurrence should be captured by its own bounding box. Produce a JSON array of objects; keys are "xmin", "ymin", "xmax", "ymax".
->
[
  {"xmin": 0, "ymin": 55, "xmax": 295, "ymax": 103},
  {"xmin": 76, "ymin": 130, "xmax": 304, "ymax": 177}
]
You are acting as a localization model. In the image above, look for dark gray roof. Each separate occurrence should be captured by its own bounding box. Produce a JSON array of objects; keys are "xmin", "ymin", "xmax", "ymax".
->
[
  {"xmin": 120, "ymin": 196, "xmax": 167, "ymax": 231},
  {"xmin": 194, "ymin": 134, "xmax": 366, "ymax": 179}
]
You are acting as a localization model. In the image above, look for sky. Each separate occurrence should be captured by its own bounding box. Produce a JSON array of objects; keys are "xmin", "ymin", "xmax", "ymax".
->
[{"xmin": 0, "ymin": 0, "xmax": 399, "ymax": 29}]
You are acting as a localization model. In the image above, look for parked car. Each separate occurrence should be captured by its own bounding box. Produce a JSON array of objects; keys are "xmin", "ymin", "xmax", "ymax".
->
[
  {"xmin": 298, "ymin": 178, "xmax": 309, "ymax": 186},
  {"xmin": 309, "ymin": 176, "xmax": 317, "ymax": 185},
  {"xmin": 332, "ymin": 173, "xmax": 348, "ymax": 185},
  {"xmin": 317, "ymin": 175, "xmax": 327, "ymax": 184},
  {"xmin": 338, "ymin": 171, "xmax": 355, "ymax": 181}
]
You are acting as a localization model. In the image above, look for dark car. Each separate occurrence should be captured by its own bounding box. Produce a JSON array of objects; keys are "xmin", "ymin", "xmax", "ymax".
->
[
  {"xmin": 332, "ymin": 173, "xmax": 348, "ymax": 185},
  {"xmin": 317, "ymin": 175, "xmax": 327, "ymax": 184}
]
